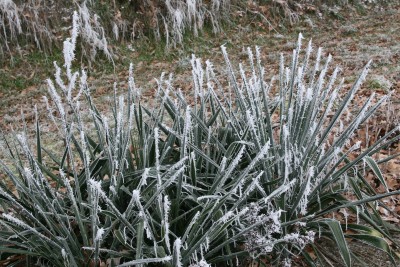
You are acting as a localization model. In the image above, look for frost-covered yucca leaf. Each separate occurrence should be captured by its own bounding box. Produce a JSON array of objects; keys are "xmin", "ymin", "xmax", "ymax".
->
[{"xmin": 0, "ymin": 30, "xmax": 399, "ymax": 266}]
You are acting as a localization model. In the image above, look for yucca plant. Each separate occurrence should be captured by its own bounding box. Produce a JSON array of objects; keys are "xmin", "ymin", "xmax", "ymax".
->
[
  {"xmin": 212, "ymin": 37, "xmax": 400, "ymax": 265},
  {"xmin": 147, "ymin": 35, "xmax": 400, "ymax": 266},
  {"xmin": 1, "ymin": 19, "xmax": 399, "ymax": 267}
]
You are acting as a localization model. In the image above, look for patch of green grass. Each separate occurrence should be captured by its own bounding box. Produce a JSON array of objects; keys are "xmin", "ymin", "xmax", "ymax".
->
[
  {"xmin": 0, "ymin": 44, "xmax": 119, "ymax": 92},
  {"xmin": 367, "ymin": 79, "xmax": 382, "ymax": 90},
  {"xmin": 0, "ymin": 47, "xmax": 63, "ymax": 90}
]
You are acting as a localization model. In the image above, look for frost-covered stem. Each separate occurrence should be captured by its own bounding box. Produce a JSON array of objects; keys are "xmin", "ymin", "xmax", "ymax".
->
[
  {"xmin": 163, "ymin": 195, "xmax": 171, "ymax": 253},
  {"xmin": 173, "ymin": 238, "xmax": 182, "ymax": 267}
]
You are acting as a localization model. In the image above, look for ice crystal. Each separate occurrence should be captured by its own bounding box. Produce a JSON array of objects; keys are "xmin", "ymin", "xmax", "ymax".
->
[
  {"xmin": 283, "ymin": 231, "xmax": 315, "ymax": 249},
  {"xmin": 189, "ymin": 259, "xmax": 211, "ymax": 267},
  {"xmin": 243, "ymin": 203, "xmax": 282, "ymax": 258},
  {"xmin": 95, "ymin": 228, "xmax": 105, "ymax": 242}
]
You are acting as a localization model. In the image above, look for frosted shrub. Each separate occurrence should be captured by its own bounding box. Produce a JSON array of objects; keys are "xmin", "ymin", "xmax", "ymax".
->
[
  {"xmin": 60, "ymin": 3, "xmax": 113, "ymax": 66},
  {"xmin": 75, "ymin": 2, "xmax": 113, "ymax": 62},
  {"xmin": 0, "ymin": 0, "xmax": 21, "ymax": 42},
  {"xmin": 0, "ymin": 29, "xmax": 399, "ymax": 266},
  {"xmin": 0, "ymin": 0, "xmax": 113, "ymax": 62},
  {"xmin": 110, "ymin": 0, "xmax": 230, "ymax": 48},
  {"xmin": 161, "ymin": 0, "xmax": 230, "ymax": 47},
  {"xmin": 0, "ymin": 0, "xmax": 232, "ymax": 57},
  {"xmin": 0, "ymin": 0, "xmax": 57, "ymax": 57}
]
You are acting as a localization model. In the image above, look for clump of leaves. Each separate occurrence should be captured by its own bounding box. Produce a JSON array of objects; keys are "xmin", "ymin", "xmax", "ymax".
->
[{"xmin": 0, "ymin": 28, "xmax": 399, "ymax": 267}]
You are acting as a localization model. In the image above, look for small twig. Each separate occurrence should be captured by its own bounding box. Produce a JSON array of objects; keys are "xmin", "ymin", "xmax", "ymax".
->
[{"xmin": 247, "ymin": 10, "xmax": 280, "ymax": 35}]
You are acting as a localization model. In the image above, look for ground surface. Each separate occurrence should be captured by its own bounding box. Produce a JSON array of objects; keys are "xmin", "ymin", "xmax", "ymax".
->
[
  {"xmin": 1, "ymin": 3, "xmax": 399, "ymax": 123},
  {"xmin": 0, "ymin": 2, "xmax": 399, "ymax": 266}
]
